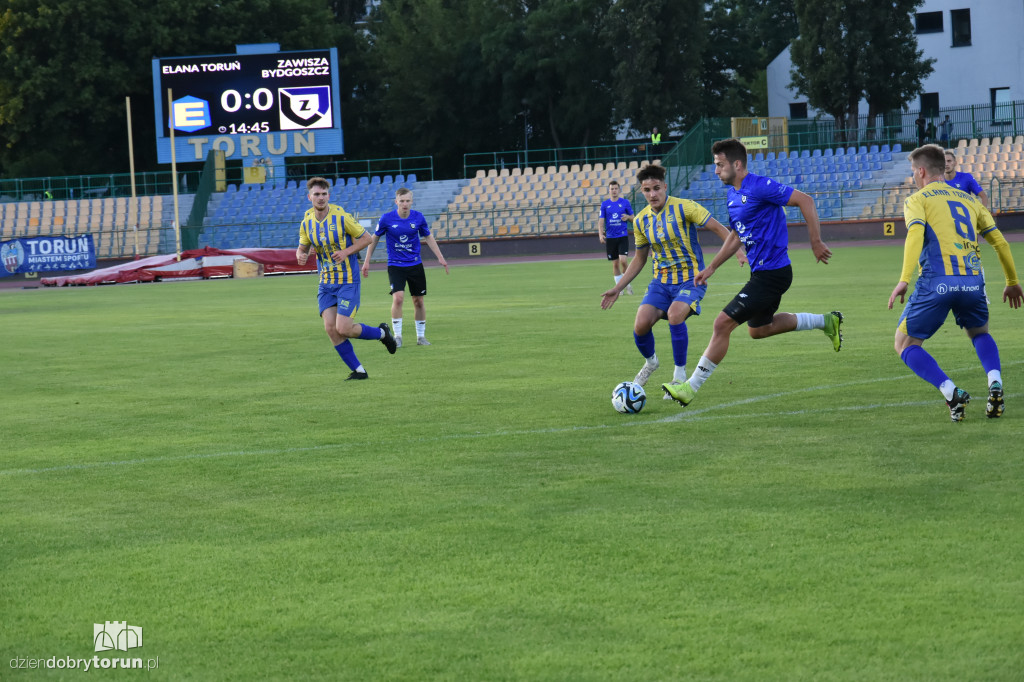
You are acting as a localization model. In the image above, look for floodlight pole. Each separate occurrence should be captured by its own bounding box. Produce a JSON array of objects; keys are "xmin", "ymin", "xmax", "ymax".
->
[
  {"xmin": 167, "ymin": 89, "xmax": 182, "ymax": 260},
  {"xmin": 126, "ymin": 96, "xmax": 139, "ymax": 259}
]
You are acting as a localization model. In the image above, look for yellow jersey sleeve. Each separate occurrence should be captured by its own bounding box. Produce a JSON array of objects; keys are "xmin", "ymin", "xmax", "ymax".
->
[{"xmin": 683, "ymin": 199, "xmax": 711, "ymax": 228}]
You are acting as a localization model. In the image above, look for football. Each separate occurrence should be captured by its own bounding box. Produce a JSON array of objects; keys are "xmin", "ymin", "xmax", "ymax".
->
[{"xmin": 611, "ymin": 381, "xmax": 646, "ymax": 414}]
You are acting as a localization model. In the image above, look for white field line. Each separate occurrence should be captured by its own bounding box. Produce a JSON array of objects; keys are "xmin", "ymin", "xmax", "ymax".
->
[{"xmin": 2, "ymin": 363, "xmax": 1020, "ymax": 477}]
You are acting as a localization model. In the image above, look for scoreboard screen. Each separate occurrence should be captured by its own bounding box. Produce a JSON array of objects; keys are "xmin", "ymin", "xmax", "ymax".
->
[{"xmin": 152, "ymin": 47, "xmax": 343, "ymax": 163}]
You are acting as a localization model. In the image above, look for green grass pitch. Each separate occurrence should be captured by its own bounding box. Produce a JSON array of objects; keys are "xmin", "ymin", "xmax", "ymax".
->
[{"xmin": 2, "ymin": 242, "xmax": 1023, "ymax": 680}]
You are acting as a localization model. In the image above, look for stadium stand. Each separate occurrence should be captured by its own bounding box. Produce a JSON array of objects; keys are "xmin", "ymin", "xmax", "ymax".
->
[
  {"xmin": 860, "ymin": 135, "xmax": 1024, "ymax": 217},
  {"xmin": 442, "ymin": 161, "xmax": 649, "ymax": 237},
  {"xmin": 0, "ymin": 195, "xmax": 165, "ymax": 257},
  {"xmin": 199, "ymin": 174, "xmax": 418, "ymax": 250},
  {"xmin": 3, "ymin": 137, "xmax": 1021, "ymax": 258}
]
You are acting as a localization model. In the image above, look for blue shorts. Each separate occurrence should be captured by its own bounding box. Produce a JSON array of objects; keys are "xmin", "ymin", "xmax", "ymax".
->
[
  {"xmin": 317, "ymin": 282, "xmax": 361, "ymax": 317},
  {"xmin": 898, "ymin": 276, "xmax": 988, "ymax": 340},
  {"xmin": 641, "ymin": 278, "xmax": 706, "ymax": 316}
]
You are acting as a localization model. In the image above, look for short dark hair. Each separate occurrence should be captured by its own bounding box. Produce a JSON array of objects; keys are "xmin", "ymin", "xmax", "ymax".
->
[
  {"xmin": 711, "ymin": 138, "xmax": 748, "ymax": 166},
  {"xmin": 608, "ymin": 179, "xmax": 620, "ymax": 187},
  {"xmin": 909, "ymin": 144, "xmax": 946, "ymax": 177},
  {"xmin": 306, "ymin": 176, "xmax": 330, "ymax": 191},
  {"xmin": 636, "ymin": 164, "xmax": 666, "ymax": 184}
]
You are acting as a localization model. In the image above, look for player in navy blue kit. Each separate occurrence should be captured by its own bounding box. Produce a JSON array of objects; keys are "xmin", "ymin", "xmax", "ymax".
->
[
  {"xmin": 889, "ymin": 144, "xmax": 1021, "ymax": 422},
  {"xmin": 943, "ymin": 150, "xmax": 989, "ymax": 209},
  {"xmin": 361, "ymin": 188, "xmax": 449, "ymax": 347},
  {"xmin": 598, "ymin": 180, "xmax": 635, "ymax": 294},
  {"xmin": 664, "ymin": 138, "xmax": 843, "ymax": 406}
]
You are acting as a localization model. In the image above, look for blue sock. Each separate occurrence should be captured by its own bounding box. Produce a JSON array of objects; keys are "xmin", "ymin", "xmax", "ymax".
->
[
  {"xmin": 357, "ymin": 324, "xmax": 383, "ymax": 341},
  {"xmin": 334, "ymin": 341, "xmax": 360, "ymax": 371},
  {"xmin": 900, "ymin": 345, "xmax": 949, "ymax": 390},
  {"xmin": 669, "ymin": 322, "xmax": 688, "ymax": 368},
  {"xmin": 633, "ymin": 330, "xmax": 655, "ymax": 359},
  {"xmin": 971, "ymin": 333, "xmax": 1000, "ymax": 374}
]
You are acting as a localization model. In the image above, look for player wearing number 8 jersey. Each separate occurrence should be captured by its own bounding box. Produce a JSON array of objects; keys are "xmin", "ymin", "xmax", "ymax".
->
[{"xmin": 888, "ymin": 144, "xmax": 1023, "ymax": 422}]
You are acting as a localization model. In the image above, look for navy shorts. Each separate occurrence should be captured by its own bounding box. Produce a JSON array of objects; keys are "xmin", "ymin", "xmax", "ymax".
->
[
  {"xmin": 605, "ymin": 236, "xmax": 629, "ymax": 260},
  {"xmin": 722, "ymin": 265, "xmax": 793, "ymax": 328},
  {"xmin": 388, "ymin": 263, "xmax": 427, "ymax": 296}
]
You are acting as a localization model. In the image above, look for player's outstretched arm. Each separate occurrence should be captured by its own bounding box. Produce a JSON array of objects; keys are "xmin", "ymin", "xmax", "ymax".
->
[
  {"xmin": 360, "ymin": 235, "xmax": 381, "ymax": 277},
  {"xmin": 336, "ymin": 232, "xmax": 372, "ymax": 263},
  {"xmin": 788, "ymin": 190, "xmax": 831, "ymax": 263},
  {"xmin": 704, "ymin": 217, "xmax": 747, "ymax": 267},
  {"xmin": 695, "ymin": 231, "xmax": 742, "ymax": 286},
  {"xmin": 602, "ymin": 246, "xmax": 649, "ymax": 309},
  {"xmin": 423, "ymin": 234, "xmax": 449, "ymax": 274}
]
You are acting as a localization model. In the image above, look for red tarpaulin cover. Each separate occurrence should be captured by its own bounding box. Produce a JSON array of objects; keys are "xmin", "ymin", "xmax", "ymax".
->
[{"xmin": 41, "ymin": 248, "xmax": 317, "ymax": 286}]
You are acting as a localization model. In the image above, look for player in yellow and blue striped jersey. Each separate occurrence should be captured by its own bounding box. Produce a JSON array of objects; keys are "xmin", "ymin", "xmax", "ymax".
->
[
  {"xmin": 888, "ymin": 145, "xmax": 1022, "ymax": 422},
  {"xmin": 296, "ymin": 177, "xmax": 396, "ymax": 380},
  {"xmin": 601, "ymin": 164, "xmax": 743, "ymax": 395}
]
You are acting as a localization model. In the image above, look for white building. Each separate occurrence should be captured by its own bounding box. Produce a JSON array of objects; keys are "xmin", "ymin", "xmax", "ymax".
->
[{"xmin": 767, "ymin": 0, "xmax": 1024, "ymax": 129}]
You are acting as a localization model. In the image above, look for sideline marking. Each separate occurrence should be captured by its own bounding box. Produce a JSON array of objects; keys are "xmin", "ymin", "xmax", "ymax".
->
[{"xmin": 2, "ymin": 365, "xmax": 1020, "ymax": 477}]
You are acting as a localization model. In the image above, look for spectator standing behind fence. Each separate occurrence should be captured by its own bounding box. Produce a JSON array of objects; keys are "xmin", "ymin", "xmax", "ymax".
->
[
  {"xmin": 938, "ymin": 115, "xmax": 952, "ymax": 146},
  {"xmin": 916, "ymin": 116, "xmax": 926, "ymax": 147},
  {"xmin": 650, "ymin": 127, "xmax": 662, "ymax": 157}
]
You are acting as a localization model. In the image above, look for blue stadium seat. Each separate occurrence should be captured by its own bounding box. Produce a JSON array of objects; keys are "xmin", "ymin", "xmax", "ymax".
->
[
  {"xmin": 823, "ymin": 148, "xmax": 833, "ymax": 157},
  {"xmin": 858, "ymin": 146, "xmax": 868, "ymax": 155},
  {"xmin": 812, "ymin": 149, "xmax": 822, "ymax": 157},
  {"xmin": 766, "ymin": 152, "xmax": 775, "ymax": 161},
  {"xmin": 800, "ymin": 149, "xmax": 810, "ymax": 159},
  {"xmin": 870, "ymin": 145, "xmax": 880, "ymax": 154},
  {"xmin": 407, "ymin": 174, "xmax": 417, "ymax": 183}
]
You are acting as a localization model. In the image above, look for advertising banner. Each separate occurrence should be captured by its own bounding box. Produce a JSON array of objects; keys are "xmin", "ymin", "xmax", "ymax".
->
[{"xmin": 1, "ymin": 235, "xmax": 97, "ymax": 277}]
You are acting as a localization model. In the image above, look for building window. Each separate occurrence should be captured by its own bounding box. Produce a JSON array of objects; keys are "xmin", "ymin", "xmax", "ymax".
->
[
  {"xmin": 789, "ymin": 102, "xmax": 808, "ymax": 120},
  {"xmin": 951, "ymin": 9, "xmax": 971, "ymax": 46},
  {"xmin": 915, "ymin": 11, "xmax": 943, "ymax": 34},
  {"xmin": 920, "ymin": 93, "xmax": 939, "ymax": 119},
  {"xmin": 992, "ymin": 87, "xmax": 1012, "ymax": 125}
]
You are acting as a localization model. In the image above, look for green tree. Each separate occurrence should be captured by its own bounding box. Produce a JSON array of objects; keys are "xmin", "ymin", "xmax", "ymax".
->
[
  {"xmin": 789, "ymin": 0, "xmax": 932, "ymax": 142},
  {"xmin": 500, "ymin": 0, "xmax": 616, "ymax": 150},
  {"xmin": 368, "ymin": 0, "xmax": 512, "ymax": 177},
  {"xmin": 605, "ymin": 0, "xmax": 706, "ymax": 135},
  {"xmin": 859, "ymin": 0, "xmax": 934, "ymax": 139},
  {"xmin": 0, "ymin": 0, "xmax": 349, "ymax": 177},
  {"xmin": 789, "ymin": 1, "xmax": 865, "ymax": 140}
]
